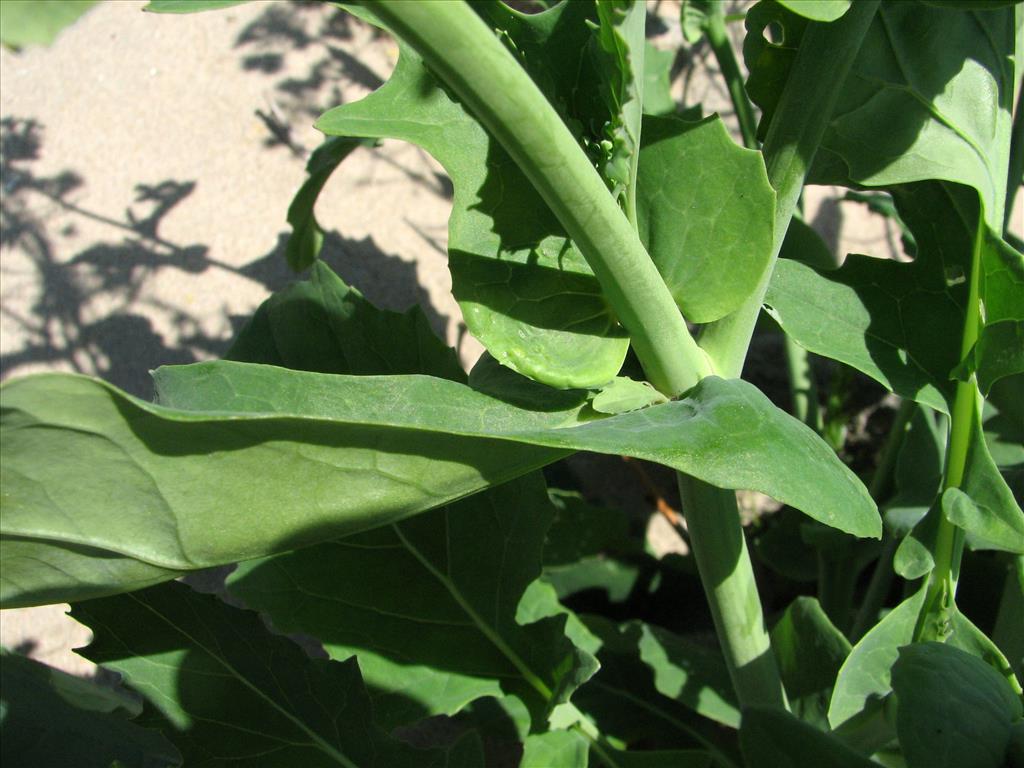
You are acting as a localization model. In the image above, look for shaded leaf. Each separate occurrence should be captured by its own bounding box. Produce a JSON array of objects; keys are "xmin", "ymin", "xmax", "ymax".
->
[
  {"xmin": 740, "ymin": 707, "xmax": 875, "ymax": 768},
  {"xmin": 225, "ymin": 260, "xmax": 465, "ymax": 382},
  {"xmin": 637, "ymin": 115, "xmax": 775, "ymax": 323},
  {"xmin": 521, "ymin": 730, "xmax": 588, "ymax": 768},
  {"xmin": 770, "ymin": 597, "xmax": 851, "ymax": 730},
  {"xmin": 892, "ymin": 643, "xmax": 1023, "ymax": 768},
  {"xmin": 226, "ymin": 475, "xmax": 598, "ymax": 730},
  {"xmin": 956, "ymin": 416, "xmax": 1024, "ymax": 554},
  {"xmin": 71, "ymin": 582, "xmax": 467, "ymax": 767},
  {"xmin": 0, "ymin": 650, "xmax": 180, "ymax": 768}
]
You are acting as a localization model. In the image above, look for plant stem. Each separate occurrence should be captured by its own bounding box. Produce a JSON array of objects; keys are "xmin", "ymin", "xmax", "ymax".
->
[
  {"xmin": 368, "ymin": 0, "xmax": 710, "ymax": 397},
  {"xmin": 704, "ymin": 1, "xmax": 758, "ymax": 150},
  {"xmin": 677, "ymin": 476, "xmax": 788, "ymax": 708},
  {"xmin": 917, "ymin": 213, "xmax": 985, "ymax": 637},
  {"xmin": 698, "ymin": 1, "xmax": 881, "ymax": 378},
  {"xmin": 785, "ymin": 335, "xmax": 822, "ymax": 431}
]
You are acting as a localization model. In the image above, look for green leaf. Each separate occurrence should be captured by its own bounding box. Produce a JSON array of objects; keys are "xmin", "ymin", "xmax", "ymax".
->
[
  {"xmin": 521, "ymin": 730, "xmax": 588, "ymax": 768},
  {"xmin": 0, "ymin": 650, "xmax": 181, "ymax": 768},
  {"xmin": 957, "ymin": 320, "xmax": 1024, "ymax": 395},
  {"xmin": 770, "ymin": 597, "xmax": 852, "ymax": 730},
  {"xmin": 143, "ymin": 0, "xmax": 249, "ymax": 13},
  {"xmin": 284, "ymin": 137, "xmax": 367, "ymax": 272},
  {"xmin": 883, "ymin": 405, "xmax": 946, "ymax": 534},
  {"xmin": 634, "ymin": 622, "xmax": 740, "ymax": 728},
  {"xmin": 1, "ymin": 360, "xmax": 878, "ymax": 606},
  {"xmin": 227, "ymin": 475, "xmax": 597, "ymax": 730},
  {"xmin": 945, "ymin": 610, "xmax": 1022, "ymax": 694},
  {"xmin": 642, "ymin": 42, "xmax": 677, "ymax": 116},
  {"xmin": 740, "ymin": 707, "xmax": 876, "ymax": 768},
  {"xmin": 71, "ymin": 581, "xmax": 470, "ymax": 767},
  {"xmin": 637, "ymin": 115, "xmax": 775, "ymax": 323},
  {"xmin": 779, "ymin": 216, "xmax": 836, "ymax": 271},
  {"xmin": 590, "ymin": 376, "xmax": 668, "ymax": 414},
  {"xmin": 954, "ymin": 417, "xmax": 1024, "ymax": 553},
  {"xmin": 828, "ymin": 585, "xmax": 928, "ymax": 729},
  {"xmin": 775, "ymin": 1, "xmax": 852, "ymax": 22},
  {"xmin": 317, "ymin": 3, "xmax": 630, "ymax": 388},
  {"xmin": 0, "ymin": 0, "xmax": 97, "ymax": 48},
  {"xmin": 226, "ymin": 261, "xmax": 466, "ymax": 382},
  {"xmin": 595, "ymin": 747, "xmax": 714, "ymax": 768},
  {"xmin": 892, "ymin": 643, "xmax": 1023, "ymax": 768}
]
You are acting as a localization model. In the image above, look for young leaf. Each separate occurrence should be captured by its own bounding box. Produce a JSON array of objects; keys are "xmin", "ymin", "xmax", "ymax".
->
[
  {"xmin": 892, "ymin": 643, "xmax": 1023, "ymax": 768},
  {"xmin": 226, "ymin": 475, "xmax": 598, "ymax": 730},
  {"xmin": 590, "ymin": 376, "xmax": 668, "ymax": 415},
  {"xmin": 71, "ymin": 581, "xmax": 475, "ymax": 767},
  {"xmin": 521, "ymin": 730, "xmax": 588, "ymax": 768},
  {"xmin": 636, "ymin": 115, "xmax": 776, "ymax": 323},
  {"xmin": 1, "ymin": 361, "xmax": 878, "ymax": 606},
  {"xmin": 284, "ymin": 137, "xmax": 368, "ymax": 272},
  {"xmin": 954, "ymin": 417, "xmax": 1024, "ymax": 554},
  {"xmin": 770, "ymin": 597, "xmax": 852, "ymax": 730},
  {"xmin": 317, "ymin": 3, "xmax": 630, "ymax": 389},
  {"xmin": 0, "ymin": 651, "xmax": 181, "ymax": 768},
  {"xmin": 740, "ymin": 707, "xmax": 875, "ymax": 768},
  {"xmin": 828, "ymin": 585, "xmax": 927, "ymax": 730}
]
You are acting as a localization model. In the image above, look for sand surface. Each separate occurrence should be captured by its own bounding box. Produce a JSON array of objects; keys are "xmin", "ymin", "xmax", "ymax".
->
[{"xmin": 1, "ymin": 0, "xmax": 1019, "ymax": 678}]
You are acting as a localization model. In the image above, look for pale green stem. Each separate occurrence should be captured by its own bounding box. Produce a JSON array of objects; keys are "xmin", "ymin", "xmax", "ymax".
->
[
  {"xmin": 785, "ymin": 335, "xmax": 822, "ymax": 431},
  {"xmin": 677, "ymin": 475, "xmax": 787, "ymax": 708},
  {"xmin": 698, "ymin": 1, "xmax": 881, "ymax": 377},
  {"xmin": 368, "ymin": 0, "xmax": 710, "ymax": 397},
  {"xmin": 704, "ymin": 1, "xmax": 758, "ymax": 150}
]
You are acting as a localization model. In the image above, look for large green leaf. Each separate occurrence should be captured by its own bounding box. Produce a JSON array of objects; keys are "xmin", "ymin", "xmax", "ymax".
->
[
  {"xmin": 0, "ymin": 359, "xmax": 878, "ymax": 607},
  {"xmin": 0, "ymin": 650, "xmax": 181, "ymax": 768},
  {"xmin": 892, "ymin": 643, "xmax": 1023, "ymax": 768},
  {"xmin": 71, "ymin": 582, "xmax": 482, "ymax": 767},
  {"xmin": 770, "ymin": 597, "xmax": 851, "ymax": 730},
  {"xmin": 0, "ymin": 0, "xmax": 97, "ymax": 48},
  {"xmin": 226, "ymin": 475, "xmax": 597, "ymax": 730},
  {"xmin": 143, "ymin": 0, "xmax": 249, "ymax": 13},
  {"xmin": 317, "ymin": 3, "xmax": 630, "ymax": 388},
  {"xmin": 636, "ymin": 115, "xmax": 775, "ymax": 323},
  {"xmin": 740, "ymin": 707, "xmax": 875, "ymax": 768},
  {"xmin": 828, "ymin": 586, "xmax": 927, "ymax": 729}
]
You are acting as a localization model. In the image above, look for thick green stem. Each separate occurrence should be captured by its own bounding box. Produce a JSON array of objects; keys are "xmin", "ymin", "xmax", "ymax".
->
[
  {"xmin": 368, "ymin": 0, "xmax": 710, "ymax": 397},
  {"xmin": 705, "ymin": 1, "xmax": 758, "ymax": 151},
  {"xmin": 698, "ymin": 1, "xmax": 881, "ymax": 377},
  {"xmin": 677, "ymin": 475, "xmax": 789, "ymax": 709}
]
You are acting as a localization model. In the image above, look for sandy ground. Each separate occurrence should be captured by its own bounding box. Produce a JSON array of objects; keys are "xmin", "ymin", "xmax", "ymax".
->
[{"xmin": 1, "ymin": 0, "xmax": 1019, "ymax": 678}]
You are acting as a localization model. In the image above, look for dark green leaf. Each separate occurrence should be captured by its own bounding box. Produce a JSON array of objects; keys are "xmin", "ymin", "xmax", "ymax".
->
[
  {"xmin": 226, "ymin": 261, "xmax": 465, "ymax": 382},
  {"xmin": 740, "ymin": 707, "xmax": 875, "ymax": 768},
  {"xmin": 0, "ymin": 0, "xmax": 97, "ymax": 48},
  {"xmin": 955, "ymin": 417, "xmax": 1024, "ymax": 553},
  {"xmin": 828, "ymin": 586, "xmax": 927, "ymax": 729},
  {"xmin": 956, "ymin": 320, "xmax": 1024, "ymax": 395},
  {"xmin": 779, "ymin": 216, "xmax": 836, "ymax": 271},
  {"xmin": 637, "ymin": 115, "xmax": 775, "ymax": 323},
  {"xmin": 318, "ymin": 3, "xmax": 630, "ymax": 388},
  {"xmin": 0, "ymin": 650, "xmax": 180, "ymax": 768},
  {"xmin": 72, "ymin": 582, "xmax": 468, "ymax": 767},
  {"xmin": 892, "ymin": 643, "xmax": 1023, "ymax": 768},
  {"xmin": 770, "ymin": 597, "xmax": 852, "ymax": 730},
  {"xmin": 227, "ymin": 476, "xmax": 598, "ymax": 729}
]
